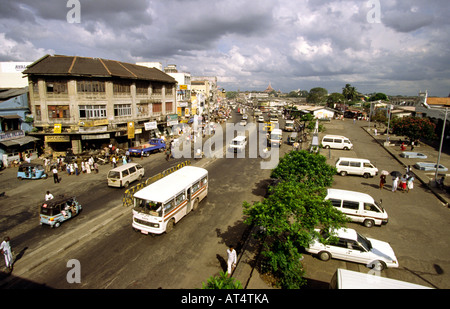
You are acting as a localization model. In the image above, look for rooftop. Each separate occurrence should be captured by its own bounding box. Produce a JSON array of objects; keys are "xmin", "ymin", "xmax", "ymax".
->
[{"xmin": 23, "ymin": 55, "xmax": 176, "ymax": 84}]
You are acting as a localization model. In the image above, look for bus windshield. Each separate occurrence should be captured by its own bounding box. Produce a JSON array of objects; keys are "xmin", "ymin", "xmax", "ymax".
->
[{"xmin": 134, "ymin": 198, "xmax": 163, "ymax": 217}]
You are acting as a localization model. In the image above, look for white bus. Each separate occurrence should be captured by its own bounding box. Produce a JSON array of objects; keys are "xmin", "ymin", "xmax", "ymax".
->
[{"xmin": 132, "ymin": 166, "xmax": 208, "ymax": 235}]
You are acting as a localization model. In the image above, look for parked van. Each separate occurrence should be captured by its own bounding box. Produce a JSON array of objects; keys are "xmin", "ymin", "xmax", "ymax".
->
[
  {"xmin": 229, "ymin": 135, "xmax": 247, "ymax": 153},
  {"xmin": 326, "ymin": 188, "xmax": 388, "ymax": 227},
  {"xmin": 107, "ymin": 163, "xmax": 145, "ymax": 188},
  {"xmin": 330, "ymin": 268, "xmax": 433, "ymax": 289},
  {"xmin": 335, "ymin": 157, "xmax": 378, "ymax": 178},
  {"xmin": 321, "ymin": 135, "xmax": 353, "ymax": 150}
]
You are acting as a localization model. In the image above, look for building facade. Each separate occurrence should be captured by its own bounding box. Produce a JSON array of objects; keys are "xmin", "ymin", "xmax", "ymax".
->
[{"xmin": 23, "ymin": 55, "xmax": 177, "ymax": 156}]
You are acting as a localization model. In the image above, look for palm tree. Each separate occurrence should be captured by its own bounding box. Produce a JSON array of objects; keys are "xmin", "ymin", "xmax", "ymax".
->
[{"xmin": 342, "ymin": 84, "xmax": 358, "ymax": 101}]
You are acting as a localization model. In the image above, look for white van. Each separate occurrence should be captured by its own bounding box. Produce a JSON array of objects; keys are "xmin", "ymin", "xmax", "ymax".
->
[
  {"xmin": 335, "ymin": 157, "xmax": 378, "ymax": 178},
  {"xmin": 326, "ymin": 188, "xmax": 388, "ymax": 227},
  {"xmin": 269, "ymin": 129, "xmax": 282, "ymax": 147},
  {"xmin": 322, "ymin": 135, "xmax": 353, "ymax": 150},
  {"xmin": 330, "ymin": 269, "xmax": 433, "ymax": 289},
  {"xmin": 107, "ymin": 163, "xmax": 145, "ymax": 188},
  {"xmin": 229, "ymin": 135, "xmax": 247, "ymax": 153}
]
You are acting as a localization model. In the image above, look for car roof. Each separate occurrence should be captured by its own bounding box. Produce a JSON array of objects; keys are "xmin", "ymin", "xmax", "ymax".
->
[
  {"xmin": 327, "ymin": 188, "xmax": 375, "ymax": 203},
  {"xmin": 333, "ymin": 227, "xmax": 358, "ymax": 240}
]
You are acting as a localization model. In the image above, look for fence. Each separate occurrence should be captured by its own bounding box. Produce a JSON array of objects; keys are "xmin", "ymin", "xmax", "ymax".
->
[{"xmin": 122, "ymin": 160, "xmax": 191, "ymax": 207}]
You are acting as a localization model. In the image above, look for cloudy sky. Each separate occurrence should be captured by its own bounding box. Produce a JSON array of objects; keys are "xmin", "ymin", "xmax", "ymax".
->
[{"xmin": 1, "ymin": 0, "xmax": 449, "ymax": 96}]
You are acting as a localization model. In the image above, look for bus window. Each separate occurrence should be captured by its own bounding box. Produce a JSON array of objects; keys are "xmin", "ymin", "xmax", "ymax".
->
[
  {"xmin": 175, "ymin": 192, "xmax": 186, "ymax": 206},
  {"xmin": 192, "ymin": 181, "xmax": 200, "ymax": 193},
  {"xmin": 164, "ymin": 199, "xmax": 175, "ymax": 214}
]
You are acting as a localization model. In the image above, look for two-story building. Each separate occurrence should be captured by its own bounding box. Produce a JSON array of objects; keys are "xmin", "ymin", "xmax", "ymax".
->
[{"xmin": 23, "ymin": 54, "xmax": 177, "ymax": 156}]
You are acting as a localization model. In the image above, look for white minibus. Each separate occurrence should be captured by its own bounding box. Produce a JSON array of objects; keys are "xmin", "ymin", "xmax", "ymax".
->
[
  {"xmin": 335, "ymin": 157, "xmax": 378, "ymax": 178},
  {"xmin": 330, "ymin": 269, "xmax": 433, "ymax": 289},
  {"xmin": 326, "ymin": 188, "xmax": 388, "ymax": 228},
  {"xmin": 107, "ymin": 163, "xmax": 145, "ymax": 188},
  {"xmin": 132, "ymin": 166, "xmax": 208, "ymax": 234},
  {"xmin": 322, "ymin": 135, "xmax": 353, "ymax": 150}
]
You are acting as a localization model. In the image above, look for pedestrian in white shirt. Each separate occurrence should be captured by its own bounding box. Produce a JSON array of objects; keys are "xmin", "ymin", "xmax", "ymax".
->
[
  {"xmin": 0, "ymin": 236, "xmax": 13, "ymax": 271},
  {"xmin": 45, "ymin": 191, "xmax": 54, "ymax": 201},
  {"xmin": 227, "ymin": 245, "xmax": 237, "ymax": 277}
]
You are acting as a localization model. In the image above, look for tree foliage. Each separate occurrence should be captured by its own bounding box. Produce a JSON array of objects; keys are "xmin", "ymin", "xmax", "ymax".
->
[
  {"xmin": 391, "ymin": 116, "xmax": 437, "ymax": 142},
  {"xmin": 270, "ymin": 150, "xmax": 336, "ymax": 187},
  {"xmin": 202, "ymin": 271, "xmax": 243, "ymax": 289},
  {"xmin": 243, "ymin": 151, "xmax": 348, "ymax": 288},
  {"xmin": 307, "ymin": 87, "xmax": 328, "ymax": 103},
  {"xmin": 342, "ymin": 83, "xmax": 358, "ymax": 101}
]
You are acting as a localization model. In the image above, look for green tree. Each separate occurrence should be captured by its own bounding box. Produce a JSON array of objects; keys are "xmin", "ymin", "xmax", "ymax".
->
[
  {"xmin": 202, "ymin": 271, "xmax": 243, "ymax": 289},
  {"xmin": 391, "ymin": 116, "xmax": 437, "ymax": 143},
  {"xmin": 327, "ymin": 92, "xmax": 345, "ymax": 107},
  {"xmin": 243, "ymin": 151, "xmax": 348, "ymax": 288},
  {"xmin": 342, "ymin": 83, "xmax": 358, "ymax": 101},
  {"xmin": 307, "ymin": 87, "xmax": 328, "ymax": 103},
  {"xmin": 368, "ymin": 93, "xmax": 388, "ymax": 101},
  {"xmin": 270, "ymin": 150, "xmax": 336, "ymax": 187},
  {"xmin": 226, "ymin": 91, "xmax": 238, "ymax": 99}
]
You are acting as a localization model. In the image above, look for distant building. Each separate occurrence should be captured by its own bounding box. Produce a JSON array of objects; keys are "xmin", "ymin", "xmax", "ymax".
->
[
  {"xmin": 264, "ymin": 82, "xmax": 274, "ymax": 93},
  {"xmin": 24, "ymin": 54, "xmax": 177, "ymax": 156},
  {"xmin": 0, "ymin": 87, "xmax": 40, "ymax": 161},
  {"xmin": 0, "ymin": 62, "xmax": 32, "ymax": 88}
]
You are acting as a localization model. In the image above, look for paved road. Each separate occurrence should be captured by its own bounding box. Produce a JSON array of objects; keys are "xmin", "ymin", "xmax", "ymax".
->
[{"xmin": 1, "ymin": 113, "xmax": 449, "ymax": 290}]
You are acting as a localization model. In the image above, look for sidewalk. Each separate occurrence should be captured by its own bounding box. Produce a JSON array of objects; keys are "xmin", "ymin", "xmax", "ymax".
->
[{"xmin": 364, "ymin": 126, "xmax": 450, "ymax": 207}]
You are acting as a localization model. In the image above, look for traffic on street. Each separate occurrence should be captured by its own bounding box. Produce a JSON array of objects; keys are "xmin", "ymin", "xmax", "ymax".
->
[{"xmin": 1, "ymin": 102, "xmax": 449, "ymax": 290}]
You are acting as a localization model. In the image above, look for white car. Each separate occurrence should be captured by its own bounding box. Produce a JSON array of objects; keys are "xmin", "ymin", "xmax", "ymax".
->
[
  {"xmin": 305, "ymin": 228, "xmax": 398, "ymax": 271},
  {"xmin": 258, "ymin": 116, "xmax": 264, "ymax": 122},
  {"xmin": 239, "ymin": 120, "xmax": 247, "ymax": 126}
]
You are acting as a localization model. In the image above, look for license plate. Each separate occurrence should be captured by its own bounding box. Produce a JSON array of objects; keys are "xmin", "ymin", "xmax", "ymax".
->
[{"xmin": 140, "ymin": 230, "xmax": 148, "ymax": 235}]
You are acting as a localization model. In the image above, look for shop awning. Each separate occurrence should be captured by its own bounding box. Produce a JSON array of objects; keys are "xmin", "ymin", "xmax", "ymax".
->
[{"xmin": 0, "ymin": 136, "xmax": 40, "ymax": 147}]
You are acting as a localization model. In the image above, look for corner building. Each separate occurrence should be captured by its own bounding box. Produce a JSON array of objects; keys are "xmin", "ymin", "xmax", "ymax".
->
[{"xmin": 23, "ymin": 55, "xmax": 177, "ymax": 156}]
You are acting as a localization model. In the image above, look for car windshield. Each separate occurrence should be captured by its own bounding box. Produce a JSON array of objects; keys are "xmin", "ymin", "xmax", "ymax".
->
[
  {"xmin": 374, "ymin": 200, "xmax": 385, "ymax": 212},
  {"xmin": 357, "ymin": 232, "xmax": 372, "ymax": 251},
  {"xmin": 134, "ymin": 198, "xmax": 162, "ymax": 217}
]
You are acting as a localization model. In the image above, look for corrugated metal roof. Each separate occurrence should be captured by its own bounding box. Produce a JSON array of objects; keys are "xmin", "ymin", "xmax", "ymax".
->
[{"xmin": 23, "ymin": 55, "xmax": 176, "ymax": 83}]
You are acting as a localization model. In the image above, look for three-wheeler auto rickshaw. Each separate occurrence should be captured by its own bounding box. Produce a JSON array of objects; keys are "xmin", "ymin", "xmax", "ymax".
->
[
  {"xmin": 17, "ymin": 163, "xmax": 47, "ymax": 180},
  {"xmin": 39, "ymin": 195, "xmax": 82, "ymax": 228}
]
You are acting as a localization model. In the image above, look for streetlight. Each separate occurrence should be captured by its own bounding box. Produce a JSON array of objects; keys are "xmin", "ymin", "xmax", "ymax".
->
[
  {"xmin": 421, "ymin": 100, "xmax": 448, "ymax": 186},
  {"xmin": 434, "ymin": 108, "xmax": 448, "ymax": 185}
]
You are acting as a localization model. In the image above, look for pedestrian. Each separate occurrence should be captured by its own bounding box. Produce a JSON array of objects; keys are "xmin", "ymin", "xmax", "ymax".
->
[
  {"xmin": 52, "ymin": 166, "xmax": 60, "ymax": 183},
  {"xmin": 122, "ymin": 155, "xmax": 127, "ymax": 165},
  {"xmin": 0, "ymin": 236, "xmax": 13, "ymax": 272},
  {"xmin": 73, "ymin": 162, "xmax": 78, "ymax": 176},
  {"xmin": 165, "ymin": 148, "xmax": 171, "ymax": 161},
  {"xmin": 66, "ymin": 163, "xmax": 71, "ymax": 175},
  {"xmin": 410, "ymin": 141, "xmax": 415, "ymax": 151},
  {"xmin": 226, "ymin": 245, "xmax": 237, "ymax": 277},
  {"xmin": 112, "ymin": 156, "xmax": 117, "ymax": 168},
  {"xmin": 407, "ymin": 175, "xmax": 414, "ymax": 193},
  {"xmin": 400, "ymin": 175, "xmax": 407, "ymax": 192},
  {"xmin": 81, "ymin": 161, "xmax": 86, "ymax": 174},
  {"xmin": 86, "ymin": 161, "xmax": 91, "ymax": 174},
  {"xmin": 45, "ymin": 190, "xmax": 54, "ymax": 201},
  {"xmin": 94, "ymin": 162, "xmax": 99, "ymax": 173},
  {"xmin": 392, "ymin": 176, "xmax": 398, "ymax": 192},
  {"xmin": 379, "ymin": 174, "xmax": 386, "ymax": 190}
]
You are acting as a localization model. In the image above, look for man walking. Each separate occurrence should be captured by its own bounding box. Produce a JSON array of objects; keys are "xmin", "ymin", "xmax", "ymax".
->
[
  {"xmin": 52, "ymin": 166, "xmax": 60, "ymax": 183},
  {"xmin": 227, "ymin": 245, "xmax": 237, "ymax": 277},
  {"xmin": 0, "ymin": 236, "xmax": 13, "ymax": 272}
]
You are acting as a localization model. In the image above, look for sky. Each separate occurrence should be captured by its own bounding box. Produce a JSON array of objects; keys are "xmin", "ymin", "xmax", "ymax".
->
[{"xmin": 0, "ymin": 0, "xmax": 449, "ymax": 96}]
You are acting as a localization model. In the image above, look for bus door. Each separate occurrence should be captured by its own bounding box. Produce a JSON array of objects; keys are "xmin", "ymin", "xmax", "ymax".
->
[{"xmin": 186, "ymin": 187, "xmax": 192, "ymax": 213}]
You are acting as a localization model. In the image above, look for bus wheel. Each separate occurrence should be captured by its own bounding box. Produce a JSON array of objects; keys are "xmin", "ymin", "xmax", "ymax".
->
[
  {"xmin": 192, "ymin": 198, "xmax": 199, "ymax": 211},
  {"xmin": 166, "ymin": 219, "xmax": 175, "ymax": 233}
]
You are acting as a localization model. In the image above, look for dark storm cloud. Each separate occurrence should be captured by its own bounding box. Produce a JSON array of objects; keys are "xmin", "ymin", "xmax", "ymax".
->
[{"xmin": 0, "ymin": 0, "xmax": 449, "ymax": 96}]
